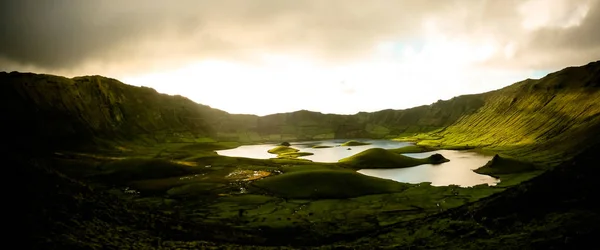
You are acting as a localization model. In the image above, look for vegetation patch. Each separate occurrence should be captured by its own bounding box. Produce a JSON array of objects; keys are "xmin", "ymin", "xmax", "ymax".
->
[
  {"xmin": 388, "ymin": 145, "xmax": 436, "ymax": 154},
  {"xmin": 252, "ymin": 169, "xmax": 410, "ymax": 199},
  {"xmin": 267, "ymin": 145, "xmax": 299, "ymax": 154},
  {"xmin": 474, "ymin": 154, "xmax": 539, "ymax": 176},
  {"xmin": 266, "ymin": 145, "xmax": 313, "ymax": 159},
  {"xmin": 428, "ymin": 153, "xmax": 450, "ymax": 164},
  {"xmin": 94, "ymin": 158, "xmax": 201, "ymax": 184},
  {"xmin": 177, "ymin": 142, "xmax": 241, "ymax": 151},
  {"xmin": 312, "ymin": 145, "xmax": 334, "ymax": 149},
  {"xmin": 339, "ymin": 148, "xmax": 448, "ymax": 169},
  {"xmin": 225, "ymin": 169, "xmax": 272, "ymax": 181},
  {"xmin": 341, "ymin": 140, "xmax": 372, "ymax": 146},
  {"xmin": 277, "ymin": 151, "xmax": 314, "ymax": 159},
  {"xmin": 166, "ymin": 182, "xmax": 226, "ymax": 197}
]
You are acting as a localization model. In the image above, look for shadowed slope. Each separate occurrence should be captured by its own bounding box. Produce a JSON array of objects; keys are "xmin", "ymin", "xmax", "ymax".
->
[
  {"xmin": 0, "ymin": 71, "xmax": 490, "ymax": 150},
  {"xmin": 252, "ymin": 168, "xmax": 410, "ymax": 199},
  {"xmin": 342, "ymin": 143, "xmax": 600, "ymax": 249},
  {"xmin": 0, "ymin": 73, "xmax": 230, "ymax": 151}
]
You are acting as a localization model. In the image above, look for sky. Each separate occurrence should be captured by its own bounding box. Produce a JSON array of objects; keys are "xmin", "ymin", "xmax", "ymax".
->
[{"xmin": 1, "ymin": 0, "xmax": 599, "ymax": 116}]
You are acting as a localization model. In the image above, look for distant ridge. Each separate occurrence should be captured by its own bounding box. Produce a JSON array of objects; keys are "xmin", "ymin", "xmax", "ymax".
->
[{"xmin": 2, "ymin": 61, "xmax": 599, "ymax": 165}]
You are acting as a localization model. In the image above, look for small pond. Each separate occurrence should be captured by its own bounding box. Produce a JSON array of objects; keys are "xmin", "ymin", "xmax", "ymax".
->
[{"xmin": 216, "ymin": 139, "xmax": 499, "ymax": 187}]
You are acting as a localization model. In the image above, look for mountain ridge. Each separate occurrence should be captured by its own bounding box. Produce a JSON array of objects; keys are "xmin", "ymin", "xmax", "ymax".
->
[
  {"xmin": 2, "ymin": 61, "xmax": 599, "ymax": 164},
  {"xmin": 7, "ymin": 60, "xmax": 600, "ymax": 249}
]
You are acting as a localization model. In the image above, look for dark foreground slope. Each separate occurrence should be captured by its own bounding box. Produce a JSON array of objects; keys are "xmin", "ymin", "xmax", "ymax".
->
[
  {"xmin": 16, "ymin": 138, "xmax": 600, "ymax": 249},
  {"xmin": 341, "ymin": 143, "xmax": 600, "ymax": 249}
]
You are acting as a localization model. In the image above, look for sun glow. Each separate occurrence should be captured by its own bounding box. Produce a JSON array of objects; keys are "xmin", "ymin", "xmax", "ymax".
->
[{"xmin": 121, "ymin": 40, "xmax": 546, "ymax": 116}]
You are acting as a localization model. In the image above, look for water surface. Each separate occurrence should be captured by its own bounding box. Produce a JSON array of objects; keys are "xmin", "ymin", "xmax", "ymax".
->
[
  {"xmin": 216, "ymin": 140, "xmax": 499, "ymax": 187},
  {"xmin": 217, "ymin": 139, "xmax": 412, "ymax": 162},
  {"xmin": 358, "ymin": 150, "xmax": 499, "ymax": 187}
]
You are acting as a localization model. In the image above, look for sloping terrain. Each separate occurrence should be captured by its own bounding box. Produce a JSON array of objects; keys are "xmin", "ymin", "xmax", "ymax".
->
[
  {"xmin": 0, "ymin": 73, "xmax": 230, "ymax": 152},
  {"xmin": 411, "ymin": 61, "xmax": 600, "ymax": 165},
  {"xmin": 0, "ymin": 71, "xmax": 492, "ymax": 150},
  {"xmin": 339, "ymin": 142, "xmax": 600, "ymax": 249},
  {"xmin": 4, "ymin": 60, "xmax": 600, "ymax": 249},
  {"xmin": 3, "ymin": 61, "xmax": 598, "ymax": 160}
]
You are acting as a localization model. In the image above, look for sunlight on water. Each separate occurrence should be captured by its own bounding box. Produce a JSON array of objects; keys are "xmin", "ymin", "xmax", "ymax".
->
[
  {"xmin": 216, "ymin": 140, "xmax": 498, "ymax": 187},
  {"xmin": 358, "ymin": 150, "xmax": 499, "ymax": 187}
]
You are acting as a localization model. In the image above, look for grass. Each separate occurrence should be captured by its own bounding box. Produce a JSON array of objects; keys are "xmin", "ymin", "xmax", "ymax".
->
[
  {"xmin": 266, "ymin": 145, "xmax": 313, "ymax": 159},
  {"xmin": 341, "ymin": 140, "xmax": 372, "ymax": 146},
  {"xmin": 280, "ymin": 164, "xmax": 344, "ymax": 173},
  {"xmin": 474, "ymin": 154, "xmax": 539, "ymax": 176},
  {"xmin": 94, "ymin": 158, "xmax": 201, "ymax": 184},
  {"xmin": 339, "ymin": 148, "xmax": 448, "ymax": 169},
  {"xmin": 177, "ymin": 141, "xmax": 241, "ymax": 151},
  {"xmin": 252, "ymin": 169, "xmax": 410, "ymax": 199},
  {"xmin": 267, "ymin": 145, "xmax": 299, "ymax": 154},
  {"xmin": 41, "ymin": 140, "xmax": 546, "ymax": 247},
  {"xmin": 277, "ymin": 151, "xmax": 314, "ymax": 159},
  {"xmin": 166, "ymin": 182, "xmax": 227, "ymax": 197},
  {"xmin": 388, "ymin": 145, "xmax": 436, "ymax": 154},
  {"xmin": 312, "ymin": 145, "xmax": 334, "ymax": 149}
]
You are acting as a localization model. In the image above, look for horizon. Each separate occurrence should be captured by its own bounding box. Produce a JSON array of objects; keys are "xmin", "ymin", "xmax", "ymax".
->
[
  {"xmin": 0, "ymin": 64, "xmax": 558, "ymax": 117},
  {"xmin": 2, "ymin": 0, "xmax": 599, "ymax": 116}
]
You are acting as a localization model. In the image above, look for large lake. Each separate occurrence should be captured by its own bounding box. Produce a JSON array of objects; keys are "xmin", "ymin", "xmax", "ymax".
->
[{"xmin": 217, "ymin": 139, "xmax": 499, "ymax": 187}]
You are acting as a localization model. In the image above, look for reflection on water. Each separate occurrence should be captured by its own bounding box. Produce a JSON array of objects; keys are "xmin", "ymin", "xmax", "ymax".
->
[
  {"xmin": 217, "ymin": 144, "xmax": 276, "ymax": 160},
  {"xmin": 216, "ymin": 140, "xmax": 499, "ymax": 187},
  {"xmin": 358, "ymin": 150, "xmax": 499, "ymax": 187},
  {"xmin": 216, "ymin": 139, "xmax": 412, "ymax": 162}
]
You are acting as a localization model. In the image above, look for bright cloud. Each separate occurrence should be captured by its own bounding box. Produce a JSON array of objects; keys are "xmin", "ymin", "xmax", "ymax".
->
[{"xmin": 1, "ymin": 0, "xmax": 598, "ymax": 115}]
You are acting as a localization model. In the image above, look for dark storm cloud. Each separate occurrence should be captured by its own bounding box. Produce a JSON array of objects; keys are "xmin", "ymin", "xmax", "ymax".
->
[
  {"xmin": 0, "ymin": 0, "xmax": 599, "ymax": 74},
  {"xmin": 0, "ymin": 0, "xmax": 458, "ymax": 73},
  {"xmin": 484, "ymin": 0, "xmax": 600, "ymax": 69},
  {"xmin": 0, "ymin": 1, "xmax": 203, "ymax": 70}
]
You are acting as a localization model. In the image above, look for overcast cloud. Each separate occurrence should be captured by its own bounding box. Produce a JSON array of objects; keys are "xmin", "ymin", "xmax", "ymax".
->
[{"xmin": 1, "ymin": 0, "xmax": 598, "ymax": 115}]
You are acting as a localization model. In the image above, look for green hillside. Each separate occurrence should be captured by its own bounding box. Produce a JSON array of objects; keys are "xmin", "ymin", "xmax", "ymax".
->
[
  {"xmin": 0, "ymin": 71, "xmax": 501, "ymax": 151},
  {"xmin": 339, "ymin": 148, "xmax": 449, "ymax": 169},
  {"xmin": 405, "ymin": 61, "xmax": 600, "ymax": 165},
  {"xmin": 6, "ymin": 60, "xmax": 600, "ymax": 249},
  {"xmin": 5, "ymin": 62, "xmax": 598, "ymax": 163}
]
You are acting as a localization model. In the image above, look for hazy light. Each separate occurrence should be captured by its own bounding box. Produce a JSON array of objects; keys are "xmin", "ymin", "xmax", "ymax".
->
[{"xmin": 122, "ymin": 39, "xmax": 546, "ymax": 116}]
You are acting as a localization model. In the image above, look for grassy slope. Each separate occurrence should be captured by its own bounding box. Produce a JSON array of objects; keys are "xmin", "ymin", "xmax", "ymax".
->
[
  {"xmin": 0, "ymin": 73, "xmax": 234, "ymax": 151},
  {"xmin": 339, "ymin": 143, "xmax": 600, "ymax": 249},
  {"xmin": 341, "ymin": 140, "xmax": 372, "ymax": 146},
  {"xmin": 253, "ymin": 168, "xmax": 410, "ymax": 199},
  {"xmin": 0, "ymin": 70, "xmax": 492, "ymax": 148},
  {"xmin": 15, "ymin": 153, "xmax": 215, "ymax": 249},
  {"xmin": 387, "ymin": 145, "xmax": 436, "ymax": 154},
  {"xmin": 474, "ymin": 154, "xmax": 538, "ymax": 176},
  {"xmin": 7, "ymin": 61, "xmax": 600, "ymax": 248},
  {"xmin": 409, "ymin": 61, "xmax": 600, "ymax": 166},
  {"xmin": 267, "ymin": 145, "xmax": 299, "ymax": 154},
  {"xmin": 93, "ymin": 158, "xmax": 202, "ymax": 184},
  {"xmin": 339, "ymin": 148, "xmax": 448, "ymax": 169},
  {"xmin": 3, "ymin": 61, "xmax": 598, "ymax": 155}
]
